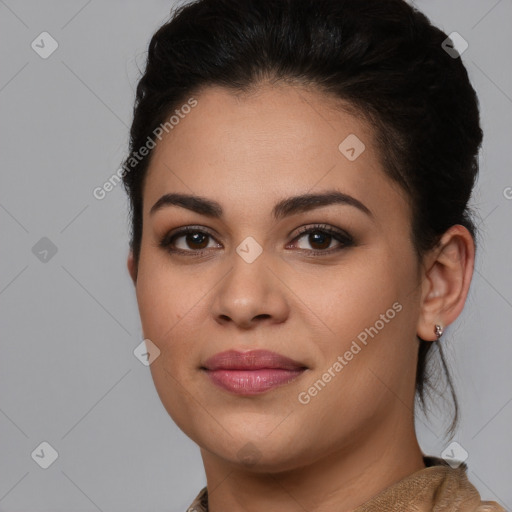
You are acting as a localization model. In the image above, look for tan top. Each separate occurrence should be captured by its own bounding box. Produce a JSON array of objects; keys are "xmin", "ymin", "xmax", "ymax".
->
[{"xmin": 186, "ymin": 456, "xmax": 506, "ymax": 511}]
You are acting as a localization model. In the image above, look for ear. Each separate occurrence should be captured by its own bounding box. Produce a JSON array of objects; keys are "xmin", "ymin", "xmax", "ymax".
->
[
  {"xmin": 127, "ymin": 250, "xmax": 137, "ymax": 284},
  {"xmin": 417, "ymin": 225, "xmax": 475, "ymax": 341}
]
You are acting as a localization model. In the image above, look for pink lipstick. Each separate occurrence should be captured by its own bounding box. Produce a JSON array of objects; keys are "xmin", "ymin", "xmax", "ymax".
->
[{"xmin": 202, "ymin": 350, "xmax": 307, "ymax": 395}]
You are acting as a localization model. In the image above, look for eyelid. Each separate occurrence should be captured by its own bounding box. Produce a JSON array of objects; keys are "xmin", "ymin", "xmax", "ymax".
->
[
  {"xmin": 160, "ymin": 223, "xmax": 353, "ymax": 254},
  {"xmin": 286, "ymin": 223, "xmax": 354, "ymax": 252},
  {"xmin": 290, "ymin": 223, "xmax": 352, "ymax": 242},
  {"xmin": 159, "ymin": 225, "xmax": 220, "ymax": 248}
]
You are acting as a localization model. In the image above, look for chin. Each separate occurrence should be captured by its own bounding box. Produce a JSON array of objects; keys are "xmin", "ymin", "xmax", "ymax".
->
[
  {"xmin": 202, "ymin": 437, "xmax": 312, "ymax": 474},
  {"xmin": 188, "ymin": 416, "xmax": 316, "ymax": 473}
]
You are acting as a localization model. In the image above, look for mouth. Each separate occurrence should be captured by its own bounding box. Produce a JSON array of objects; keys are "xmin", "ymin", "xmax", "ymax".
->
[{"xmin": 201, "ymin": 349, "xmax": 308, "ymax": 395}]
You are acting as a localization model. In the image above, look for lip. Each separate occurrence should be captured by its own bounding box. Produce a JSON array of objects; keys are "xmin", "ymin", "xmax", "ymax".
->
[{"xmin": 202, "ymin": 350, "xmax": 307, "ymax": 395}]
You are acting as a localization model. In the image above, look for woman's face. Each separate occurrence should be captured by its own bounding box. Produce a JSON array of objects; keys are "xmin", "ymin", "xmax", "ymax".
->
[{"xmin": 131, "ymin": 83, "xmax": 425, "ymax": 472}]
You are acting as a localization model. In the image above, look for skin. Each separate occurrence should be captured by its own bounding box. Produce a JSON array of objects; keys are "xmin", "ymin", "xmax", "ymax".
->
[{"xmin": 127, "ymin": 82, "xmax": 474, "ymax": 512}]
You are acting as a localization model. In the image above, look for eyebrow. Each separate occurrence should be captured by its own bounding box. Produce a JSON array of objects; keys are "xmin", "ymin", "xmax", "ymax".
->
[{"xmin": 149, "ymin": 190, "xmax": 373, "ymax": 220}]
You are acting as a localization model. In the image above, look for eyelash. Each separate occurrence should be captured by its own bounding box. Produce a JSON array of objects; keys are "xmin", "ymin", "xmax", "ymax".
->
[{"xmin": 159, "ymin": 223, "xmax": 354, "ymax": 256}]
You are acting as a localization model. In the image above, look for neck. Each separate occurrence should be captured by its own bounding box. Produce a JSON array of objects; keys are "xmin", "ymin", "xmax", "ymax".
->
[{"xmin": 201, "ymin": 413, "xmax": 426, "ymax": 512}]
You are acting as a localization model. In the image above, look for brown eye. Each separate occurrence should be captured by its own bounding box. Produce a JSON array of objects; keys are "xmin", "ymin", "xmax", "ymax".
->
[
  {"xmin": 303, "ymin": 231, "xmax": 333, "ymax": 250},
  {"xmin": 159, "ymin": 227, "xmax": 221, "ymax": 254},
  {"xmin": 160, "ymin": 224, "xmax": 353, "ymax": 256},
  {"xmin": 290, "ymin": 224, "xmax": 354, "ymax": 254},
  {"xmin": 181, "ymin": 232, "xmax": 210, "ymax": 250}
]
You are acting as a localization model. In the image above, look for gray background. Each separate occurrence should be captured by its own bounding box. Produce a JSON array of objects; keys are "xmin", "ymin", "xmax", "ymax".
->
[{"xmin": 0, "ymin": 0, "xmax": 511, "ymax": 510}]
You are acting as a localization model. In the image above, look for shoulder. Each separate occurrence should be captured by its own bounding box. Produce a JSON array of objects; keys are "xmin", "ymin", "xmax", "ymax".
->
[
  {"xmin": 355, "ymin": 456, "xmax": 507, "ymax": 512},
  {"xmin": 186, "ymin": 486, "xmax": 208, "ymax": 512},
  {"xmin": 423, "ymin": 456, "xmax": 507, "ymax": 512}
]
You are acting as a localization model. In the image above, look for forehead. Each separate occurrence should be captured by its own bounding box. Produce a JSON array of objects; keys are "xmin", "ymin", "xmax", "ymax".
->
[{"xmin": 142, "ymin": 83, "xmax": 409, "ymax": 228}]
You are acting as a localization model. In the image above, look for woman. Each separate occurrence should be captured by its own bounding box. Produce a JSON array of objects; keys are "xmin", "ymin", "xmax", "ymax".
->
[{"xmin": 122, "ymin": 0, "xmax": 506, "ymax": 510}]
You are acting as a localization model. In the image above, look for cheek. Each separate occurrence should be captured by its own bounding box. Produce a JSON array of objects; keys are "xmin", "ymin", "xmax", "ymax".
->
[
  {"xmin": 134, "ymin": 253, "xmax": 215, "ymax": 391},
  {"xmin": 135, "ymin": 251, "xmax": 198, "ymax": 341},
  {"xmin": 294, "ymin": 251, "xmax": 414, "ymax": 347},
  {"xmin": 147, "ymin": 355, "xmax": 207, "ymax": 443},
  {"xmin": 135, "ymin": 260, "xmax": 205, "ymax": 430},
  {"xmin": 293, "ymin": 249, "xmax": 419, "ymax": 400}
]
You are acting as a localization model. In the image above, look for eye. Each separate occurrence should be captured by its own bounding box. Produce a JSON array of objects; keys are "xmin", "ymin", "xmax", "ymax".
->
[
  {"xmin": 159, "ymin": 226, "xmax": 221, "ymax": 254},
  {"xmin": 288, "ymin": 224, "xmax": 353, "ymax": 254},
  {"xmin": 159, "ymin": 223, "xmax": 353, "ymax": 256}
]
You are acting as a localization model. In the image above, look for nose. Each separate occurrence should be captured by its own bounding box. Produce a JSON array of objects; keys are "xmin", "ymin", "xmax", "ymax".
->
[{"xmin": 210, "ymin": 255, "xmax": 289, "ymax": 330}]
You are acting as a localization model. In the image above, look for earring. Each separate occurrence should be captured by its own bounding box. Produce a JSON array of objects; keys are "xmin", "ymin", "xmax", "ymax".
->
[{"xmin": 434, "ymin": 324, "xmax": 444, "ymax": 339}]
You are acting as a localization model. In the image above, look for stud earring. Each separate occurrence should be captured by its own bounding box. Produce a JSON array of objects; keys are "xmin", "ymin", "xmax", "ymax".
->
[{"xmin": 434, "ymin": 324, "xmax": 444, "ymax": 339}]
